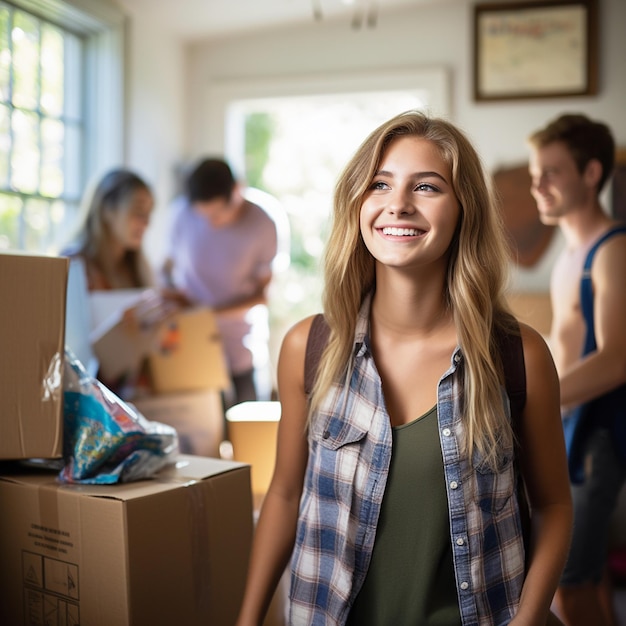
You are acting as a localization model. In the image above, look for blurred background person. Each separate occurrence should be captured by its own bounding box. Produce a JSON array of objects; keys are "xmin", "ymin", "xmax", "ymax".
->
[
  {"xmin": 162, "ymin": 158, "xmax": 278, "ymax": 410},
  {"xmin": 528, "ymin": 113, "xmax": 626, "ymax": 626},
  {"xmin": 61, "ymin": 168, "xmax": 177, "ymax": 399},
  {"xmin": 62, "ymin": 168, "xmax": 155, "ymax": 290}
]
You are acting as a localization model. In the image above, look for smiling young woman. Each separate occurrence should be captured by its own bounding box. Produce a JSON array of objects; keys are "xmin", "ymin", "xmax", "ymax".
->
[{"xmin": 236, "ymin": 110, "xmax": 573, "ymax": 626}]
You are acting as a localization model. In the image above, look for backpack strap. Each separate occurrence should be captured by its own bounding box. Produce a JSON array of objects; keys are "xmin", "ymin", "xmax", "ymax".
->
[
  {"xmin": 580, "ymin": 225, "xmax": 626, "ymax": 355},
  {"xmin": 495, "ymin": 323, "xmax": 527, "ymax": 429},
  {"xmin": 304, "ymin": 313, "xmax": 330, "ymax": 396}
]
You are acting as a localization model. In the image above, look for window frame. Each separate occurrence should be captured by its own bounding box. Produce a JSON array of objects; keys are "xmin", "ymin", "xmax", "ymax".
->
[{"xmin": 0, "ymin": 0, "xmax": 125, "ymax": 251}]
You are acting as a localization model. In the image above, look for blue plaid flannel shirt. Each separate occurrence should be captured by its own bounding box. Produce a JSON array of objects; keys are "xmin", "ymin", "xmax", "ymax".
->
[{"xmin": 289, "ymin": 296, "xmax": 526, "ymax": 625}]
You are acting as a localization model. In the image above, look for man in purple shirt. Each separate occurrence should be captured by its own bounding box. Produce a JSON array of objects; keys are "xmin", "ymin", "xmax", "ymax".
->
[{"xmin": 162, "ymin": 158, "xmax": 278, "ymax": 408}]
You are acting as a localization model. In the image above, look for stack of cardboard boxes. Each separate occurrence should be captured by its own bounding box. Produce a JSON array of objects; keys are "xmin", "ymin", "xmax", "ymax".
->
[
  {"xmin": 0, "ymin": 253, "xmax": 253, "ymax": 626},
  {"xmin": 86, "ymin": 265, "xmax": 232, "ymax": 459},
  {"xmin": 131, "ymin": 306, "xmax": 231, "ymax": 458}
]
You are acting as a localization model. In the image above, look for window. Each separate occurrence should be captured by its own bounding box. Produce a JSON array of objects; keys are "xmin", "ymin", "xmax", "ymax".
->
[
  {"xmin": 0, "ymin": 0, "xmax": 124, "ymax": 253},
  {"xmin": 0, "ymin": 2, "xmax": 82, "ymax": 252}
]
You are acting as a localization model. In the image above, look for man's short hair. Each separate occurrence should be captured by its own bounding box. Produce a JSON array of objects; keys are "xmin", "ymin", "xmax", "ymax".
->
[
  {"xmin": 186, "ymin": 158, "xmax": 236, "ymax": 203},
  {"xmin": 528, "ymin": 113, "xmax": 615, "ymax": 193}
]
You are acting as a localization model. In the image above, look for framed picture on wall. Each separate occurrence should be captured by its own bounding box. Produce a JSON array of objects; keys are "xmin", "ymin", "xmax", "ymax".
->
[{"xmin": 473, "ymin": 0, "xmax": 599, "ymax": 101}]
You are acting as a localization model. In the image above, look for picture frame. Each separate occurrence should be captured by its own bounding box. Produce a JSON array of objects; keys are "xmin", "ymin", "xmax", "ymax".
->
[{"xmin": 473, "ymin": 0, "xmax": 598, "ymax": 101}]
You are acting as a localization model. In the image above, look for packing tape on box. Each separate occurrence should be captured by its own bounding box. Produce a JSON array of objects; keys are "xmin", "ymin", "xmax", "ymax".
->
[
  {"xmin": 153, "ymin": 473, "xmax": 214, "ymax": 614},
  {"xmin": 186, "ymin": 484, "xmax": 212, "ymax": 614}
]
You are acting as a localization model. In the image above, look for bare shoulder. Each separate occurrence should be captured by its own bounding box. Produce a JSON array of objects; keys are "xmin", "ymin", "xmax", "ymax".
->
[
  {"xmin": 280, "ymin": 315, "xmax": 318, "ymax": 357},
  {"xmin": 594, "ymin": 228, "xmax": 626, "ymax": 273},
  {"xmin": 518, "ymin": 321, "xmax": 559, "ymax": 390},
  {"xmin": 518, "ymin": 322, "xmax": 551, "ymax": 360}
]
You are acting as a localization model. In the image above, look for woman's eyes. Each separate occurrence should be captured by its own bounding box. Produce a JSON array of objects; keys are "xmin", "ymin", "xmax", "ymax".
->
[
  {"xmin": 370, "ymin": 181, "xmax": 389, "ymax": 190},
  {"xmin": 368, "ymin": 181, "xmax": 439, "ymax": 192},
  {"xmin": 415, "ymin": 182, "xmax": 439, "ymax": 192}
]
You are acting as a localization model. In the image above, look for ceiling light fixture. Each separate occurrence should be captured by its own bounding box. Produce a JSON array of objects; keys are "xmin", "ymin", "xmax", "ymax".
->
[{"xmin": 312, "ymin": 0, "xmax": 379, "ymax": 29}]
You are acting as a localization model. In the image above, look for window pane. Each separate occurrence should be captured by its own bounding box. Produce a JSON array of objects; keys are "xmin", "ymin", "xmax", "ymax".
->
[
  {"xmin": 64, "ymin": 121, "xmax": 81, "ymax": 197},
  {"xmin": 41, "ymin": 117, "xmax": 63, "ymax": 197},
  {"xmin": 41, "ymin": 24, "xmax": 63, "ymax": 117},
  {"xmin": 0, "ymin": 4, "xmax": 86, "ymax": 253},
  {"xmin": 50, "ymin": 198, "xmax": 77, "ymax": 252},
  {"xmin": 0, "ymin": 192, "xmax": 22, "ymax": 249},
  {"xmin": 63, "ymin": 32, "xmax": 81, "ymax": 121},
  {"xmin": 0, "ymin": 103, "xmax": 9, "ymax": 186},
  {"xmin": 0, "ymin": 6, "xmax": 10, "ymax": 102},
  {"xmin": 11, "ymin": 108, "xmax": 39, "ymax": 193},
  {"xmin": 23, "ymin": 196, "xmax": 49, "ymax": 251},
  {"xmin": 12, "ymin": 10, "xmax": 39, "ymax": 111}
]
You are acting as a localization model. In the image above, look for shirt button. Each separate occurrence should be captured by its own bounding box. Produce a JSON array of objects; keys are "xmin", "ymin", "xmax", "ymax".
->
[
  {"xmin": 322, "ymin": 430, "xmax": 330, "ymax": 439},
  {"xmin": 442, "ymin": 428, "xmax": 451, "ymax": 437},
  {"xmin": 449, "ymin": 481, "xmax": 458, "ymax": 489},
  {"xmin": 456, "ymin": 537, "xmax": 465, "ymax": 546},
  {"xmin": 460, "ymin": 581, "xmax": 469, "ymax": 591}
]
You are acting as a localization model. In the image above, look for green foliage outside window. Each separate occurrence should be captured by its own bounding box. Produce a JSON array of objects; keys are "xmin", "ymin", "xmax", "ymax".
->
[{"xmin": 244, "ymin": 112, "xmax": 273, "ymax": 190}]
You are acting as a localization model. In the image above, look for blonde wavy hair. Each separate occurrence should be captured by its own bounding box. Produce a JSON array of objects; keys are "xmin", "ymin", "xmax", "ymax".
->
[{"xmin": 311, "ymin": 110, "xmax": 517, "ymax": 469}]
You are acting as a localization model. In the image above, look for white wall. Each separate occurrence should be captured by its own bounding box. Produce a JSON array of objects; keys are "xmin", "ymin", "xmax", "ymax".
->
[{"xmin": 121, "ymin": 11, "xmax": 187, "ymax": 269}]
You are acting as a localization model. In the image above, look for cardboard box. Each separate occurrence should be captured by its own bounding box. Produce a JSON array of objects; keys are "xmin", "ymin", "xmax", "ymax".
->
[
  {"xmin": 132, "ymin": 389, "xmax": 225, "ymax": 458},
  {"xmin": 0, "ymin": 253, "xmax": 68, "ymax": 460},
  {"xmin": 149, "ymin": 307, "xmax": 230, "ymax": 394},
  {"xmin": 0, "ymin": 455, "xmax": 253, "ymax": 626},
  {"xmin": 226, "ymin": 401, "xmax": 281, "ymax": 502}
]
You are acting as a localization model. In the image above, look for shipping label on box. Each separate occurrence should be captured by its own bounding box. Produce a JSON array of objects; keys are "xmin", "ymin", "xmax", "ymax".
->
[
  {"xmin": 21, "ymin": 527, "xmax": 82, "ymax": 624},
  {"xmin": 0, "ymin": 456, "xmax": 253, "ymax": 626},
  {"xmin": 0, "ymin": 253, "xmax": 68, "ymax": 460}
]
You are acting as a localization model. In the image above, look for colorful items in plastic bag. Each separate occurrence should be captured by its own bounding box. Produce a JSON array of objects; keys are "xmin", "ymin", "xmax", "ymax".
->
[{"xmin": 59, "ymin": 349, "xmax": 179, "ymax": 484}]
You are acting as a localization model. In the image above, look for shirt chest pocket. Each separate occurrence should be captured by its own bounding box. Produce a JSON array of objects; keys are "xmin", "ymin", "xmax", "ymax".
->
[
  {"xmin": 473, "ymin": 449, "xmax": 516, "ymax": 514},
  {"xmin": 309, "ymin": 419, "xmax": 371, "ymax": 501},
  {"xmin": 315, "ymin": 420, "xmax": 369, "ymax": 450}
]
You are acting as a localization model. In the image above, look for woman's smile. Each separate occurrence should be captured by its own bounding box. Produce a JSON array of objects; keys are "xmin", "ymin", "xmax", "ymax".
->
[{"xmin": 379, "ymin": 226, "xmax": 425, "ymax": 238}]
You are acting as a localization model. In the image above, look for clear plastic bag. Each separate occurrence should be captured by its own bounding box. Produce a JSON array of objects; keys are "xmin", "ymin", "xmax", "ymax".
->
[{"xmin": 59, "ymin": 349, "xmax": 179, "ymax": 484}]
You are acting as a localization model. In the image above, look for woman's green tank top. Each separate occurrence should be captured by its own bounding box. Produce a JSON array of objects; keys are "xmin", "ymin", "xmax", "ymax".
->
[{"xmin": 347, "ymin": 406, "xmax": 461, "ymax": 625}]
